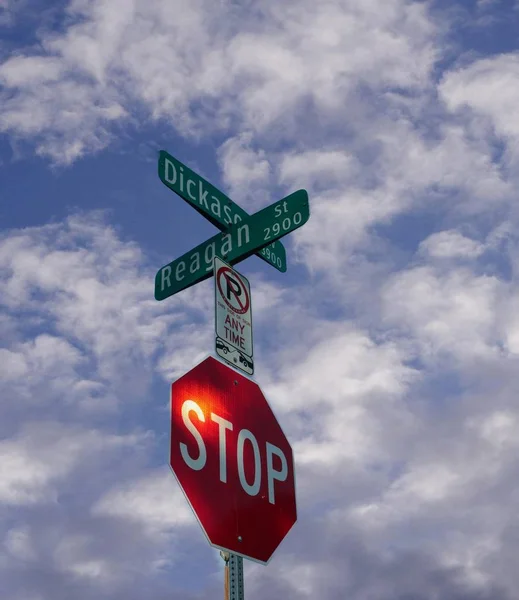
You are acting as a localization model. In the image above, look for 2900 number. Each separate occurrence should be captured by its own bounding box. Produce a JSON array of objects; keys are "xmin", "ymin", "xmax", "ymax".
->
[{"xmin": 263, "ymin": 212, "xmax": 302, "ymax": 242}]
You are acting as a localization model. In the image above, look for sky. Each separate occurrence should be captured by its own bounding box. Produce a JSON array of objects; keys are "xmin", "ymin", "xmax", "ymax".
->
[{"xmin": 1, "ymin": 0, "xmax": 519, "ymax": 598}]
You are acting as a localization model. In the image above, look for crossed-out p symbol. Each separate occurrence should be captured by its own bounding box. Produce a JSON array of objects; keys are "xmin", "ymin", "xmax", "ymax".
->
[{"xmin": 217, "ymin": 267, "xmax": 250, "ymax": 315}]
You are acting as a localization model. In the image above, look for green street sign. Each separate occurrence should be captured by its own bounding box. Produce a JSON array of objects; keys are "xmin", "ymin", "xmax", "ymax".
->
[
  {"xmin": 155, "ymin": 189, "xmax": 309, "ymax": 301},
  {"xmin": 158, "ymin": 150, "xmax": 287, "ymax": 273}
]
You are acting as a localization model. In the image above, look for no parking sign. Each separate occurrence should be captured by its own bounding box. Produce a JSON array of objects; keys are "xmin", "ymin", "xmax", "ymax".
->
[{"xmin": 214, "ymin": 256, "xmax": 253, "ymax": 375}]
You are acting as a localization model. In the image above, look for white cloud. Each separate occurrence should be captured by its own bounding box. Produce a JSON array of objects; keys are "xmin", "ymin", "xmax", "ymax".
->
[
  {"xmin": 439, "ymin": 52, "xmax": 519, "ymax": 182},
  {"xmin": 272, "ymin": 115, "xmax": 510, "ymax": 275},
  {"xmin": 92, "ymin": 469, "xmax": 194, "ymax": 535},
  {"xmin": 0, "ymin": 348, "xmax": 29, "ymax": 380},
  {"xmin": 0, "ymin": 213, "xmax": 178, "ymax": 408},
  {"xmin": 280, "ymin": 150, "xmax": 357, "ymax": 191},
  {"xmin": 5, "ymin": 526, "xmax": 36, "ymax": 561},
  {"xmin": 217, "ymin": 132, "xmax": 271, "ymax": 209},
  {"xmin": 502, "ymin": 302, "xmax": 519, "ymax": 355},
  {"xmin": 224, "ymin": 1, "xmax": 437, "ymax": 128},
  {"xmin": 261, "ymin": 325, "xmax": 418, "ymax": 487},
  {"xmin": 419, "ymin": 230, "xmax": 485, "ymax": 259},
  {"xmin": 470, "ymin": 410, "xmax": 519, "ymax": 450},
  {"xmin": 0, "ymin": 422, "xmax": 145, "ymax": 506},
  {"xmin": 0, "ymin": 0, "xmax": 438, "ymax": 163},
  {"xmin": 382, "ymin": 266, "xmax": 501, "ymax": 363},
  {"xmin": 440, "ymin": 54, "xmax": 519, "ymax": 143},
  {"xmin": 0, "ymin": 56, "xmax": 64, "ymax": 87}
]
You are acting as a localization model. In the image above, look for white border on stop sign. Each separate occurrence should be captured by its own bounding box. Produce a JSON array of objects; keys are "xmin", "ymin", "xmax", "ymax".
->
[{"xmin": 168, "ymin": 352, "xmax": 298, "ymax": 565}]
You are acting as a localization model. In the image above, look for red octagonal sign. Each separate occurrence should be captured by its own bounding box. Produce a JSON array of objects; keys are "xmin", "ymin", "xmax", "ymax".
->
[{"xmin": 170, "ymin": 356, "xmax": 297, "ymax": 563}]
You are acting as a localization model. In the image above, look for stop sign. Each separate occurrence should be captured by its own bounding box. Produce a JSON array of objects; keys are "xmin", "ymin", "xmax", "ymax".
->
[{"xmin": 169, "ymin": 356, "xmax": 297, "ymax": 563}]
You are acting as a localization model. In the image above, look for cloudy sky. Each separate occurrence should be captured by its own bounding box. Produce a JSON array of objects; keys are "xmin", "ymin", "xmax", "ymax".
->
[{"xmin": 2, "ymin": 0, "xmax": 519, "ymax": 598}]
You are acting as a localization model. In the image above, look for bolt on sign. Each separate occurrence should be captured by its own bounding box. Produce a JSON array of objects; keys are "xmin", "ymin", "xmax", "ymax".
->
[
  {"xmin": 158, "ymin": 150, "xmax": 287, "ymax": 273},
  {"xmin": 214, "ymin": 256, "xmax": 253, "ymax": 376},
  {"xmin": 169, "ymin": 356, "xmax": 297, "ymax": 564},
  {"xmin": 155, "ymin": 189, "xmax": 310, "ymax": 301}
]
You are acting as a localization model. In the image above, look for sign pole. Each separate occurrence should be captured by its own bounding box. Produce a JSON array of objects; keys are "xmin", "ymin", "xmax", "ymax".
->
[
  {"xmin": 229, "ymin": 554, "xmax": 244, "ymax": 600},
  {"xmin": 220, "ymin": 552, "xmax": 243, "ymax": 600}
]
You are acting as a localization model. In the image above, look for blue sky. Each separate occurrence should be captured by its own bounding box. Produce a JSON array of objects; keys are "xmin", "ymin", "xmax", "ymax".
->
[{"xmin": 2, "ymin": 0, "xmax": 519, "ymax": 598}]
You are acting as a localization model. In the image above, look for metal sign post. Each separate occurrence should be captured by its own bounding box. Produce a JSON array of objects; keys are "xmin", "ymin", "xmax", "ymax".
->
[
  {"xmin": 229, "ymin": 554, "xmax": 244, "ymax": 600},
  {"xmin": 220, "ymin": 552, "xmax": 244, "ymax": 600}
]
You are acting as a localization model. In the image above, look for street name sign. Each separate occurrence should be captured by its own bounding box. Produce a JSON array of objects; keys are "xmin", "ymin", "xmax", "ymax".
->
[
  {"xmin": 158, "ymin": 150, "xmax": 286, "ymax": 273},
  {"xmin": 169, "ymin": 356, "xmax": 297, "ymax": 563},
  {"xmin": 214, "ymin": 256, "xmax": 253, "ymax": 376},
  {"xmin": 155, "ymin": 189, "xmax": 309, "ymax": 301}
]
